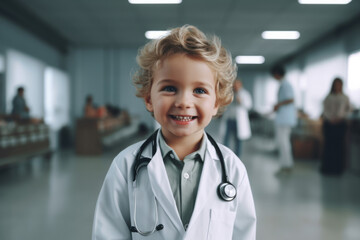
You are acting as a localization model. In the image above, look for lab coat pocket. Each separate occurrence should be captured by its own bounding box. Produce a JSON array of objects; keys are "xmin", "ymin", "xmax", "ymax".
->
[{"xmin": 207, "ymin": 209, "xmax": 236, "ymax": 240}]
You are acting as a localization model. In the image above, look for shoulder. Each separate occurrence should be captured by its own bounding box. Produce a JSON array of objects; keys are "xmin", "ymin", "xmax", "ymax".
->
[
  {"xmin": 283, "ymin": 80, "xmax": 293, "ymax": 89},
  {"xmin": 241, "ymin": 88, "xmax": 251, "ymax": 96},
  {"xmin": 341, "ymin": 94, "xmax": 350, "ymax": 105},
  {"xmin": 109, "ymin": 140, "xmax": 145, "ymax": 177},
  {"xmin": 216, "ymin": 143, "xmax": 247, "ymax": 172},
  {"xmin": 342, "ymin": 93, "xmax": 350, "ymax": 101},
  {"xmin": 113, "ymin": 140, "xmax": 144, "ymax": 164},
  {"xmin": 216, "ymin": 143, "xmax": 249, "ymax": 187},
  {"xmin": 216, "ymin": 142, "xmax": 234, "ymax": 157},
  {"xmin": 324, "ymin": 94, "xmax": 332, "ymax": 101}
]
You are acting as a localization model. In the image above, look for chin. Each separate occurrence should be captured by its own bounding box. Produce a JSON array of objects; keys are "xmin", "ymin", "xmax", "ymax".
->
[
  {"xmin": 171, "ymin": 130, "xmax": 194, "ymax": 137},
  {"xmin": 177, "ymin": 128, "xmax": 205, "ymax": 137}
]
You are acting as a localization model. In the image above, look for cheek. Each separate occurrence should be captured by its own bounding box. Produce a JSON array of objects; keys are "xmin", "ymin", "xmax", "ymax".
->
[
  {"xmin": 153, "ymin": 97, "xmax": 170, "ymax": 115},
  {"xmin": 200, "ymin": 100, "xmax": 218, "ymax": 117}
]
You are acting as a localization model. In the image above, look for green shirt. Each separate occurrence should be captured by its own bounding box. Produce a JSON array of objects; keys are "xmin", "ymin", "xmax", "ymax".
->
[{"xmin": 158, "ymin": 131, "xmax": 206, "ymax": 229}]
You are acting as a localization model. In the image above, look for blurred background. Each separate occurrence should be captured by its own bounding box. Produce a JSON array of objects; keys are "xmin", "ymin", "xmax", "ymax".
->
[{"xmin": 0, "ymin": 0, "xmax": 360, "ymax": 239}]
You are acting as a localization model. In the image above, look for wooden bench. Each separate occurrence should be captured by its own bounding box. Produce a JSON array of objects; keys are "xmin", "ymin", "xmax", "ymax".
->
[
  {"xmin": 0, "ymin": 122, "xmax": 51, "ymax": 167},
  {"xmin": 75, "ymin": 112, "xmax": 139, "ymax": 155}
]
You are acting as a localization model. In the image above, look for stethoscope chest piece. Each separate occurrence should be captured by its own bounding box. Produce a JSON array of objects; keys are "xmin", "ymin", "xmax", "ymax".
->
[{"xmin": 218, "ymin": 182, "xmax": 237, "ymax": 201}]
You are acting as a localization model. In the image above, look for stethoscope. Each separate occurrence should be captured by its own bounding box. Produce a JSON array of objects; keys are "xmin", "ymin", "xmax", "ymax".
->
[{"xmin": 130, "ymin": 129, "xmax": 237, "ymax": 236}]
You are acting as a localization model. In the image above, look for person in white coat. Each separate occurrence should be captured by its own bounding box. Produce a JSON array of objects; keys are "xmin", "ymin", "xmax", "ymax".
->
[
  {"xmin": 92, "ymin": 25, "xmax": 256, "ymax": 240},
  {"xmin": 271, "ymin": 65, "xmax": 296, "ymax": 175},
  {"xmin": 220, "ymin": 79, "xmax": 252, "ymax": 157}
]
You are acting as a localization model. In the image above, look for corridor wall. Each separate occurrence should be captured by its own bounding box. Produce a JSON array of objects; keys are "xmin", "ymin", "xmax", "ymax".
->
[{"xmin": 0, "ymin": 15, "xmax": 65, "ymax": 69}]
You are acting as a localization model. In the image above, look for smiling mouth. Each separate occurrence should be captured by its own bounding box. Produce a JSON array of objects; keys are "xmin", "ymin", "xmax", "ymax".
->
[{"xmin": 170, "ymin": 115, "xmax": 197, "ymax": 121}]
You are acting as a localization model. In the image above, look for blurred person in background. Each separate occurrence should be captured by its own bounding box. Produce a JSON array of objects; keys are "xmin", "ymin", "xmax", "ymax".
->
[
  {"xmin": 321, "ymin": 77, "xmax": 351, "ymax": 175},
  {"xmin": 11, "ymin": 86, "xmax": 30, "ymax": 120},
  {"xmin": 84, "ymin": 95, "xmax": 107, "ymax": 118},
  {"xmin": 220, "ymin": 79, "xmax": 252, "ymax": 157},
  {"xmin": 271, "ymin": 66, "xmax": 297, "ymax": 175},
  {"xmin": 84, "ymin": 95, "xmax": 98, "ymax": 118}
]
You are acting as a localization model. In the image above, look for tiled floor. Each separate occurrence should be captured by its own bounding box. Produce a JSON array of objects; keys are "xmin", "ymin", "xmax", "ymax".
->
[{"xmin": 1, "ymin": 131, "xmax": 359, "ymax": 240}]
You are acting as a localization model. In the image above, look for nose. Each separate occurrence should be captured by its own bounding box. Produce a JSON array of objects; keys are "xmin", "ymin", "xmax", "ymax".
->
[{"xmin": 174, "ymin": 91, "xmax": 193, "ymax": 109}]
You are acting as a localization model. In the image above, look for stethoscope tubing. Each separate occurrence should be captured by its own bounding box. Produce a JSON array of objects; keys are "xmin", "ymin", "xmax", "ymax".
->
[{"xmin": 133, "ymin": 175, "xmax": 159, "ymax": 236}]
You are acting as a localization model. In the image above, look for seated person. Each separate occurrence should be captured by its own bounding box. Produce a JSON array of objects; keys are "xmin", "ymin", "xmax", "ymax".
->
[
  {"xmin": 84, "ymin": 95, "xmax": 107, "ymax": 118},
  {"xmin": 105, "ymin": 104, "xmax": 122, "ymax": 118},
  {"xmin": 84, "ymin": 95, "xmax": 98, "ymax": 118}
]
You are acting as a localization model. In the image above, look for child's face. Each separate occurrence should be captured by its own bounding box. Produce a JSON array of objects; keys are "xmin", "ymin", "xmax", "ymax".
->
[{"xmin": 145, "ymin": 53, "xmax": 219, "ymax": 141}]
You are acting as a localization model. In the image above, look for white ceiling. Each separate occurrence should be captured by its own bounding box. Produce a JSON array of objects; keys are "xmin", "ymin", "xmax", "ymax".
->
[{"xmin": 9, "ymin": 0, "xmax": 360, "ymax": 70}]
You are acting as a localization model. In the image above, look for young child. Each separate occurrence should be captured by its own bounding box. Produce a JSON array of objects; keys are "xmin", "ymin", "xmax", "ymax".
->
[{"xmin": 92, "ymin": 25, "xmax": 256, "ymax": 240}]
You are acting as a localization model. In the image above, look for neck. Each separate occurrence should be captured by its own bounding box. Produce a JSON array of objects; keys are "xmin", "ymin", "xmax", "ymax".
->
[{"xmin": 162, "ymin": 130, "xmax": 204, "ymax": 161}]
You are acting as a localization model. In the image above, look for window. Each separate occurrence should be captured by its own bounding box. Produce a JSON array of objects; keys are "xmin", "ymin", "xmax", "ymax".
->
[
  {"xmin": 348, "ymin": 50, "xmax": 360, "ymax": 108},
  {"xmin": 0, "ymin": 54, "xmax": 4, "ymax": 73},
  {"xmin": 6, "ymin": 50, "xmax": 45, "ymax": 117}
]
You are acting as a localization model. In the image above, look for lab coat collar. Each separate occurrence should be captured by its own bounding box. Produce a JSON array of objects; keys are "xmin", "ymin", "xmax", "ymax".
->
[
  {"xmin": 131, "ymin": 131, "xmax": 219, "ymax": 161},
  {"xmin": 158, "ymin": 131, "xmax": 207, "ymax": 162},
  {"xmin": 205, "ymin": 132, "xmax": 220, "ymax": 161}
]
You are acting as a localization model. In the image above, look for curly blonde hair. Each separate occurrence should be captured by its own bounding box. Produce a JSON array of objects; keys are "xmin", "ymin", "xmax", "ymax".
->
[{"xmin": 133, "ymin": 25, "xmax": 237, "ymax": 116}]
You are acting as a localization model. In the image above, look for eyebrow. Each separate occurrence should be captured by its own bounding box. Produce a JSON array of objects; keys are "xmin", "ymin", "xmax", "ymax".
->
[
  {"xmin": 156, "ymin": 79, "xmax": 174, "ymax": 86},
  {"xmin": 156, "ymin": 79, "xmax": 214, "ymax": 89},
  {"xmin": 195, "ymin": 81, "xmax": 214, "ymax": 89}
]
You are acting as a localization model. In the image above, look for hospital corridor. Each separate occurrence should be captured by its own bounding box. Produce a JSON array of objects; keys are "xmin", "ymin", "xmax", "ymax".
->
[
  {"xmin": 1, "ymin": 0, "xmax": 360, "ymax": 240},
  {"xmin": 1, "ymin": 119, "xmax": 360, "ymax": 240}
]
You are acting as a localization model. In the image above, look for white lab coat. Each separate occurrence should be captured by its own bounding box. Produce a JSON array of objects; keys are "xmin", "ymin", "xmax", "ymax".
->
[
  {"xmin": 220, "ymin": 88, "xmax": 252, "ymax": 141},
  {"xmin": 92, "ymin": 132, "xmax": 256, "ymax": 240}
]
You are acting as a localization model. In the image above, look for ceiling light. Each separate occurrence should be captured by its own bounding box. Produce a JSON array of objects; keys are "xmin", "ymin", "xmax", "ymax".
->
[
  {"xmin": 298, "ymin": 0, "xmax": 351, "ymax": 4},
  {"xmin": 145, "ymin": 30, "xmax": 170, "ymax": 39},
  {"xmin": 262, "ymin": 31, "xmax": 300, "ymax": 40},
  {"xmin": 129, "ymin": 0, "xmax": 182, "ymax": 4},
  {"xmin": 235, "ymin": 56, "xmax": 265, "ymax": 64}
]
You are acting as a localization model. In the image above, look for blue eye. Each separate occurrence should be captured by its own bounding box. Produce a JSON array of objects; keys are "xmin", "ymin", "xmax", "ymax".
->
[
  {"xmin": 194, "ymin": 88, "xmax": 207, "ymax": 94},
  {"xmin": 162, "ymin": 86, "xmax": 176, "ymax": 92}
]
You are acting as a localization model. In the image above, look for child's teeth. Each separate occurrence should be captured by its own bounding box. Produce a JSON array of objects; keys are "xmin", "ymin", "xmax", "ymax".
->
[{"xmin": 175, "ymin": 116, "xmax": 192, "ymax": 121}]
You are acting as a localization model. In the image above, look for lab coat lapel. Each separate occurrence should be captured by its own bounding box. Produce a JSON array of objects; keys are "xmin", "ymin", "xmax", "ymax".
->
[
  {"xmin": 147, "ymin": 147, "xmax": 185, "ymax": 234},
  {"xmin": 189, "ymin": 140, "xmax": 220, "ymax": 227}
]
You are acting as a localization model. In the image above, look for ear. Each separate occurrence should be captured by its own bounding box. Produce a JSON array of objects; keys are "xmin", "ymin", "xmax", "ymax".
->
[{"xmin": 144, "ymin": 95, "xmax": 154, "ymax": 112}]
